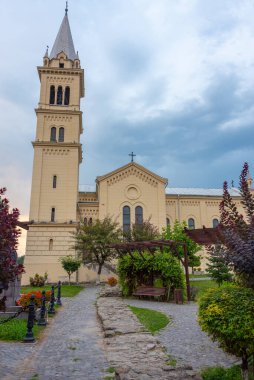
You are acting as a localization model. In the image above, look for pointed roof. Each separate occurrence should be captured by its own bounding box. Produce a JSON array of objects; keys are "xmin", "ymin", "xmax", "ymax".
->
[{"xmin": 50, "ymin": 12, "xmax": 76, "ymax": 60}]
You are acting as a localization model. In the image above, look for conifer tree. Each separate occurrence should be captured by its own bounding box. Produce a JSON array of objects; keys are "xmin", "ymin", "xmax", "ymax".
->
[{"xmin": 206, "ymin": 245, "xmax": 232, "ymax": 286}]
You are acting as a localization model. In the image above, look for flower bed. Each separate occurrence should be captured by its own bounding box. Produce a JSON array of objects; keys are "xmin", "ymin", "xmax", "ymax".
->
[{"xmin": 17, "ymin": 290, "xmax": 51, "ymax": 309}]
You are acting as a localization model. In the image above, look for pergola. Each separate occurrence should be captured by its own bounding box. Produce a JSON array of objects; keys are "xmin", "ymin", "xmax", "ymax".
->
[{"xmin": 110, "ymin": 240, "xmax": 192, "ymax": 302}]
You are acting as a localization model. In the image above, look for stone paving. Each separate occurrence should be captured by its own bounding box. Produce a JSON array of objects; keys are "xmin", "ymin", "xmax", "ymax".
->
[
  {"xmin": 0, "ymin": 287, "xmax": 109, "ymax": 380},
  {"xmin": 97, "ymin": 287, "xmax": 201, "ymax": 380},
  {"xmin": 125, "ymin": 299, "xmax": 239, "ymax": 370}
]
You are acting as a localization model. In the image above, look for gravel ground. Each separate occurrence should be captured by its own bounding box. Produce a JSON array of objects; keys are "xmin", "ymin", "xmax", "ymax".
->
[{"xmin": 125, "ymin": 299, "xmax": 239, "ymax": 370}]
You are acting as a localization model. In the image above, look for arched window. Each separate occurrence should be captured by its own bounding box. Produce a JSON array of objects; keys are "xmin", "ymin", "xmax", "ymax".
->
[
  {"xmin": 51, "ymin": 208, "xmax": 55, "ymax": 222},
  {"xmin": 50, "ymin": 127, "xmax": 56, "ymax": 142},
  {"xmin": 123, "ymin": 206, "xmax": 130, "ymax": 232},
  {"xmin": 49, "ymin": 85, "xmax": 55, "ymax": 105},
  {"xmin": 59, "ymin": 127, "xmax": 64, "ymax": 142},
  {"xmin": 64, "ymin": 86, "xmax": 70, "ymax": 105},
  {"xmin": 57, "ymin": 86, "xmax": 63, "ymax": 105},
  {"xmin": 188, "ymin": 218, "xmax": 195, "ymax": 230},
  {"xmin": 53, "ymin": 175, "xmax": 57, "ymax": 188},
  {"xmin": 84, "ymin": 217, "xmax": 87, "ymax": 225},
  {"xmin": 49, "ymin": 239, "xmax": 53, "ymax": 251},
  {"xmin": 213, "ymin": 218, "xmax": 219, "ymax": 228},
  {"xmin": 89, "ymin": 217, "xmax": 92, "ymax": 225},
  {"xmin": 166, "ymin": 218, "xmax": 170, "ymax": 226},
  {"xmin": 135, "ymin": 206, "xmax": 143, "ymax": 225}
]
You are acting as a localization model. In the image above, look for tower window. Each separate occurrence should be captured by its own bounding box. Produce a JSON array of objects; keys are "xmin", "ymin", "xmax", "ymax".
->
[
  {"xmin": 53, "ymin": 175, "xmax": 57, "ymax": 188},
  {"xmin": 51, "ymin": 207, "xmax": 55, "ymax": 222},
  {"xmin": 50, "ymin": 127, "xmax": 56, "ymax": 142},
  {"xmin": 135, "ymin": 206, "xmax": 143, "ymax": 225},
  {"xmin": 123, "ymin": 206, "xmax": 130, "ymax": 233},
  {"xmin": 59, "ymin": 63, "xmax": 64, "ymax": 68},
  {"xmin": 84, "ymin": 217, "xmax": 87, "ymax": 225},
  {"xmin": 49, "ymin": 85, "xmax": 55, "ymax": 105},
  {"xmin": 188, "ymin": 218, "xmax": 195, "ymax": 230},
  {"xmin": 89, "ymin": 218, "xmax": 93, "ymax": 225},
  {"xmin": 59, "ymin": 127, "xmax": 64, "ymax": 142},
  {"xmin": 213, "ymin": 218, "xmax": 219, "ymax": 228},
  {"xmin": 64, "ymin": 87, "xmax": 70, "ymax": 105},
  {"xmin": 49, "ymin": 239, "xmax": 53, "ymax": 251},
  {"xmin": 57, "ymin": 86, "xmax": 63, "ymax": 105},
  {"xmin": 166, "ymin": 218, "xmax": 170, "ymax": 226}
]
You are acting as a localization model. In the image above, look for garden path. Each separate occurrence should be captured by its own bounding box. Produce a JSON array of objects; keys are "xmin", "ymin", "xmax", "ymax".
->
[
  {"xmin": 125, "ymin": 299, "xmax": 239, "ymax": 370},
  {"xmin": 0, "ymin": 286, "xmax": 109, "ymax": 380}
]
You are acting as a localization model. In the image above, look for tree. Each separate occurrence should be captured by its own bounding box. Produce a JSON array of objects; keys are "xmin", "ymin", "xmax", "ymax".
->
[
  {"xmin": 218, "ymin": 162, "xmax": 254, "ymax": 288},
  {"xmin": 0, "ymin": 188, "xmax": 24, "ymax": 295},
  {"xmin": 199, "ymin": 286, "xmax": 254, "ymax": 380},
  {"xmin": 206, "ymin": 245, "xmax": 232, "ymax": 286},
  {"xmin": 60, "ymin": 256, "xmax": 81, "ymax": 285},
  {"xmin": 163, "ymin": 220, "xmax": 201, "ymax": 270},
  {"xmin": 73, "ymin": 216, "xmax": 122, "ymax": 283},
  {"xmin": 124, "ymin": 218, "xmax": 160, "ymax": 241}
]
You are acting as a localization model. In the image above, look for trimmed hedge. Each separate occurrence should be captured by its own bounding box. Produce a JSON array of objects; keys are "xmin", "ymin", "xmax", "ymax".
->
[{"xmin": 198, "ymin": 285, "xmax": 254, "ymax": 377}]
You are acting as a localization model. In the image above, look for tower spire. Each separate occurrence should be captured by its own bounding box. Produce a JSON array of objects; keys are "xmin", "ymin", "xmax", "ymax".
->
[{"xmin": 49, "ymin": 3, "xmax": 76, "ymax": 60}]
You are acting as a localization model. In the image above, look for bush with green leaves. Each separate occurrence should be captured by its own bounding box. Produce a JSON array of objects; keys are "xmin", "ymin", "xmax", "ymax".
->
[
  {"xmin": 199, "ymin": 286, "xmax": 254, "ymax": 380},
  {"xmin": 118, "ymin": 250, "xmax": 185, "ymax": 297},
  {"xmin": 60, "ymin": 255, "xmax": 81, "ymax": 285},
  {"xmin": 201, "ymin": 365, "xmax": 242, "ymax": 380}
]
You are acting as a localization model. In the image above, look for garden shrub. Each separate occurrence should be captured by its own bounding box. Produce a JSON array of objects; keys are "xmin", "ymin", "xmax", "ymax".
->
[
  {"xmin": 117, "ymin": 250, "xmax": 185, "ymax": 297},
  {"xmin": 17, "ymin": 290, "xmax": 51, "ymax": 309},
  {"xmin": 29, "ymin": 273, "xmax": 46, "ymax": 287},
  {"xmin": 199, "ymin": 285, "xmax": 254, "ymax": 379},
  {"xmin": 107, "ymin": 277, "xmax": 117, "ymax": 286}
]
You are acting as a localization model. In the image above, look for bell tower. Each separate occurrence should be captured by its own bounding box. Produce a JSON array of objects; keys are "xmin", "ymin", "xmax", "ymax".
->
[{"xmin": 23, "ymin": 7, "xmax": 84, "ymax": 284}]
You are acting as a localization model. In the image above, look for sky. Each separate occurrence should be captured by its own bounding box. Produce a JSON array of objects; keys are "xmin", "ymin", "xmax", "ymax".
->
[{"xmin": 1, "ymin": 0, "xmax": 254, "ymax": 254}]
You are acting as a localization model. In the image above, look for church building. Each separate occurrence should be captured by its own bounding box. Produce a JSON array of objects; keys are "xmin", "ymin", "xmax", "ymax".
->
[{"xmin": 22, "ymin": 8, "xmax": 251, "ymax": 284}]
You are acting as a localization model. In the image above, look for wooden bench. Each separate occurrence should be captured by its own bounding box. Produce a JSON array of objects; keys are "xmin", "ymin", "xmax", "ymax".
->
[{"xmin": 133, "ymin": 286, "xmax": 167, "ymax": 301}]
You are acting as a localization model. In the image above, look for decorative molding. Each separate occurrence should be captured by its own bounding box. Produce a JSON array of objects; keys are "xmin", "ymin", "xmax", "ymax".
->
[
  {"xmin": 47, "ymin": 76, "xmax": 75, "ymax": 84},
  {"xmin": 205, "ymin": 201, "xmax": 220, "ymax": 207},
  {"xmin": 181, "ymin": 200, "xmax": 200, "ymax": 206},
  {"xmin": 43, "ymin": 148, "xmax": 70, "ymax": 156},
  {"xmin": 106, "ymin": 167, "xmax": 158, "ymax": 188},
  {"xmin": 44, "ymin": 115, "xmax": 72, "ymax": 122}
]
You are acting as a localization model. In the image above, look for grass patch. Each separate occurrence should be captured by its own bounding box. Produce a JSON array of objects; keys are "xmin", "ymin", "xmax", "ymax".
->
[
  {"xmin": 166, "ymin": 354, "xmax": 177, "ymax": 366},
  {"xmin": 190, "ymin": 274, "xmax": 210, "ymax": 278},
  {"xmin": 21, "ymin": 285, "xmax": 84, "ymax": 297},
  {"xmin": 106, "ymin": 367, "xmax": 115, "ymax": 373},
  {"xmin": 190, "ymin": 280, "xmax": 218, "ymax": 300},
  {"xmin": 201, "ymin": 365, "xmax": 243, "ymax": 380},
  {"xmin": 0, "ymin": 319, "xmax": 43, "ymax": 341},
  {"xmin": 129, "ymin": 306, "xmax": 170, "ymax": 334}
]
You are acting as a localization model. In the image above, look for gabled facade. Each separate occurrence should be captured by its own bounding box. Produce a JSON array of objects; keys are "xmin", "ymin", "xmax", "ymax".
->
[{"xmin": 23, "ymin": 8, "xmax": 253, "ymax": 284}]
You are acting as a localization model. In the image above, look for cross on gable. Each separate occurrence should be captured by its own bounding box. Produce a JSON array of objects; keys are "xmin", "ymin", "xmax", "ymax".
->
[{"xmin": 129, "ymin": 152, "xmax": 136, "ymax": 162}]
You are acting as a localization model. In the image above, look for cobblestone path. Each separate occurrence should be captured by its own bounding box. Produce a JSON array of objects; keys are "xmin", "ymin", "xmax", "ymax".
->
[
  {"xmin": 126, "ymin": 299, "xmax": 239, "ymax": 370},
  {"xmin": 0, "ymin": 287, "xmax": 109, "ymax": 380}
]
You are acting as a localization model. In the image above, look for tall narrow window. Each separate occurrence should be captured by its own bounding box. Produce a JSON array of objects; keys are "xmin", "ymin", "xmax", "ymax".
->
[
  {"xmin": 57, "ymin": 86, "xmax": 63, "ymax": 105},
  {"xmin": 123, "ymin": 206, "xmax": 130, "ymax": 233},
  {"xmin": 49, "ymin": 85, "xmax": 55, "ymax": 105},
  {"xmin": 50, "ymin": 127, "xmax": 56, "ymax": 142},
  {"xmin": 64, "ymin": 86, "xmax": 70, "ymax": 105},
  {"xmin": 59, "ymin": 127, "xmax": 64, "ymax": 142},
  {"xmin": 51, "ymin": 207, "xmax": 55, "ymax": 222},
  {"xmin": 166, "ymin": 218, "xmax": 170, "ymax": 226},
  {"xmin": 89, "ymin": 218, "xmax": 93, "ymax": 225},
  {"xmin": 213, "ymin": 218, "xmax": 219, "ymax": 228},
  {"xmin": 84, "ymin": 217, "xmax": 87, "ymax": 225},
  {"xmin": 49, "ymin": 239, "xmax": 53, "ymax": 251},
  {"xmin": 135, "ymin": 206, "xmax": 143, "ymax": 225},
  {"xmin": 53, "ymin": 175, "xmax": 57, "ymax": 188},
  {"xmin": 188, "ymin": 218, "xmax": 195, "ymax": 230}
]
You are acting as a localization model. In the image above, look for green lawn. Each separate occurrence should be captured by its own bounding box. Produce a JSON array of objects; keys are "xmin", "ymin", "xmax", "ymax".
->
[
  {"xmin": 129, "ymin": 306, "xmax": 170, "ymax": 334},
  {"xmin": 0, "ymin": 319, "xmax": 43, "ymax": 341},
  {"xmin": 190, "ymin": 280, "xmax": 218, "ymax": 300},
  {"xmin": 21, "ymin": 284, "xmax": 84, "ymax": 297}
]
